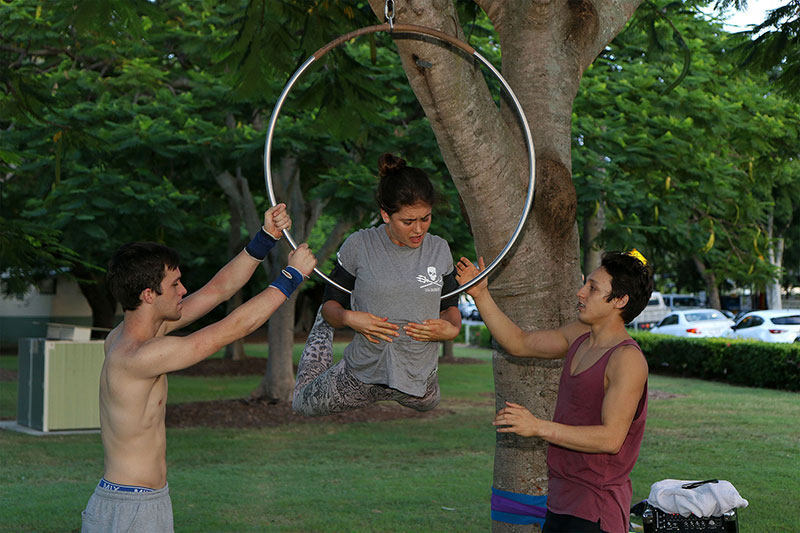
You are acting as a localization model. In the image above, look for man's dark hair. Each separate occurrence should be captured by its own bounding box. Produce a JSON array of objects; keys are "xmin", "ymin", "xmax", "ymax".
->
[
  {"xmin": 601, "ymin": 251, "xmax": 654, "ymax": 323},
  {"xmin": 107, "ymin": 242, "xmax": 180, "ymax": 311}
]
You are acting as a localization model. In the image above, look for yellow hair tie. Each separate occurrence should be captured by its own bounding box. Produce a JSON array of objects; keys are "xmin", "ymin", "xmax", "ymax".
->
[{"xmin": 626, "ymin": 248, "xmax": 647, "ymax": 266}]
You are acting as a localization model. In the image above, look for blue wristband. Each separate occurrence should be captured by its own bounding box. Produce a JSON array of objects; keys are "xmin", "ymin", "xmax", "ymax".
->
[
  {"xmin": 270, "ymin": 266, "xmax": 304, "ymax": 299},
  {"xmin": 244, "ymin": 228, "xmax": 278, "ymax": 261}
]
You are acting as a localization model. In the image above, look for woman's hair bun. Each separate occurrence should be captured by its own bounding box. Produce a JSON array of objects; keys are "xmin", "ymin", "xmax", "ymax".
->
[{"xmin": 378, "ymin": 153, "xmax": 407, "ymax": 177}]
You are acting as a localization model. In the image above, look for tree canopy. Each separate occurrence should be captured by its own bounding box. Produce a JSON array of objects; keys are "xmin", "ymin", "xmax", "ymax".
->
[
  {"xmin": 1, "ymin": 0, "xmax": 483, "ymax": 339},
  {"xmin": 574, "ymin": 2, "xmax": 800, "ymax": 303},
  {"xmin": 4, "ymin": 1, "xmax": 800, "ymax": 530}
]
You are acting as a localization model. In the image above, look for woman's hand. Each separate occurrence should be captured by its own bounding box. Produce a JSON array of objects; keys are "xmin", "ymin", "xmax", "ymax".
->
[
  {"xmin": 345, "ymin": 311, "xmax": 400, "ymax": 344},
  {"xmin": 404, "ymin": 318, "xmax": 460, "ymax": 342}
]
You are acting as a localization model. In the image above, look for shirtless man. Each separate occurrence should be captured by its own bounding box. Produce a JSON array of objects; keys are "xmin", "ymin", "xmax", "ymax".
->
[
  {"xmin": 81, "ymin": 205, "xmax": 316, "ymax": 532},
  {"xmin": 455, "ymin": 251, "xmax": 653, "ymax": 533}
]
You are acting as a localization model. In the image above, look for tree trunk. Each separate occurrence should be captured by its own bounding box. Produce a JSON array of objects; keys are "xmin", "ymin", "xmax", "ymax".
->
[
  {"xmin": 258, "ymin": 157, "xmax": 306, "ymax": 402},
  {"xmin": 765, "ymin": 213, "xmax": 784, "ymax": 310},
  {"xmin": 364, "ymin": 2, "xmax": 642, "ymax": 530},
  {"xmin": 213, "ymin": 159, "xmax": 300, "ymax": 399},
  {"xmin": 224, "ymin": 288, "xmax": 247, "ymax": 360},
  {"xmin": 225, "ymin": 177, "xmax": 247, "ymax": 360},
  {"xmin": 583, "ymin": 200, "xmax": 606, "ymax": 274},
  {"xmin": 212, "ymin": 158, "xmax": 361, "ymax": 402},
  {"xmin": 765, "ymin": 238, "xmax": 784, "ymax": 309},
  {"xmin": 440, "ymin": 339, "xmax": 455, "ymax": 362},
  {"xmin": 73, "ymin": 264, "xmax": 116, "ymax": 339},
  {"xmin": 253, "ymin": 292, "xmax": 298, "ymax": 400},
  {"xmin": 249, "ymin": 156, "xmax": 363, "ymax": 402},
  {"xmin": 693, "ymin": 256, "xmax": 721, "ymax": 310}
]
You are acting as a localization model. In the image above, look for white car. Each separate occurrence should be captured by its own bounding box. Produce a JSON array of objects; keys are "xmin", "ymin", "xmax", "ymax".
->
[
  {"xmin": 726, "ymin": 309, "xmax": 800, "ymax": 343},
  {"xmin": 650, "ymin": 309, "xmax": 734, "ymax": 338},
  {"xmin": 458, "ymin": 294, "xmax": 481, "ymax": 321},
  {"xmin": 663, "ymin": 294, "xmax": 704, "ymax": 309}
]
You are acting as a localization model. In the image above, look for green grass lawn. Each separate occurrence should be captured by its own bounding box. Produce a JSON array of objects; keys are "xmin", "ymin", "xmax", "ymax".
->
[
  {"xmin": 1, "ymin": 346, "xmax": 798, "ymax": 531},
  {"xmin": 632, "ymin": 377, "xmax": 800, "ymax": 532}
]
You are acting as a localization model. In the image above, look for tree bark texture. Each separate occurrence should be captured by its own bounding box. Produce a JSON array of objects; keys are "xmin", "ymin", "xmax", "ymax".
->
[
  {"xmin": 766, "ymin": 213, "xmax": 784, "ymax": 310},
  {"xmin": 693, "ymin": 256, "xmax": 721, "ymax": 311},
  {"xmin": 252, "ymin": 156, "xmax": 363, "ymax": 401},
  {"xmin": 257, "ymin": 291, "xmax": 299, "ymax": 401},
  {"xmin": 225, "ymin": 176, "xmax": 247, "ymax": 360},
  {"xmin": 216, "ymin": 146, "xmax": 363, "ymax": 401},
  {"xmin": 365, "ymin": 1, "xmax": 642, "ymax": 530},
  {"xmin": 441, "ymin": 339, "xmax": 455, "ymax": 362},
  {"xmin": 583, "ymin": 200, "xmax": 605, "ymax": 274},
  {"xmin": 74, "ymin": 264, "xmax": 117, "ymax": 338},
  {"xmin": 252, "ymin": 157, "xmax": 303, "ymax": 401}
]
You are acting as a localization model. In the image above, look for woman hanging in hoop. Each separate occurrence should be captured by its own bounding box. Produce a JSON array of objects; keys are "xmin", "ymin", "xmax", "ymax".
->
[{"xmin": 293, "ymin": 153, "xmax": 462, "ymax": 416}]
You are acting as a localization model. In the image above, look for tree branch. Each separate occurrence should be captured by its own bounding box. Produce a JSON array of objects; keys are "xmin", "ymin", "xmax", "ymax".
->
[{"xmin": 588, "ymin": 0, "xmax": 645, "ymax": 68}]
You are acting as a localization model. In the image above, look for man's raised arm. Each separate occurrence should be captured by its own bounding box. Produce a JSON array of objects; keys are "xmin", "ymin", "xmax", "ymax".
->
[
  {"xmin": 134, "ymin": 244, "xmax": 316, "ymax": 377},
  {"xmin": 163, "ymin": 204, "xmax": 291, "ymax": 334},
  {"xmin": 455, "ymin": 257, "xmax": 587, "ymax": 359}
]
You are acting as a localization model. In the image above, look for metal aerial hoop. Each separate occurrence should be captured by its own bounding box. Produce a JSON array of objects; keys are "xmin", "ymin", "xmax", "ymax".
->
[{"xmin": 263, "ymin": 20, "xmax": 536, "ymax": 300}]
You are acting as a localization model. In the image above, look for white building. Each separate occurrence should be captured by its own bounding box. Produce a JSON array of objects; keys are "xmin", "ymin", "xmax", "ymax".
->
[{"xmin": 0, "ymin": 276, "xmax": 94, "ymax": 349}]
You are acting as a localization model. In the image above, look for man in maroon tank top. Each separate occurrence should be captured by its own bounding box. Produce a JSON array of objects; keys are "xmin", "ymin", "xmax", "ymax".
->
[{"xmin": 456, "ymin": 251, "xmax": 654, "ymax": 533}]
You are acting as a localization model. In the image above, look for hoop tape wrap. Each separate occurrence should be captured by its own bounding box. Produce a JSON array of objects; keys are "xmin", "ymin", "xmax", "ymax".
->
[{"xmin": 264, "ymin": 23, "xmax": 535, "ymax": 299}]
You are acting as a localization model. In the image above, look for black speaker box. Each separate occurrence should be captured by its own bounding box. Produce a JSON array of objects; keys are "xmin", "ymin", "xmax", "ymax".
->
[{"xmin": 641, "ymin": 504, "xmax": 739, "ymax": 533}]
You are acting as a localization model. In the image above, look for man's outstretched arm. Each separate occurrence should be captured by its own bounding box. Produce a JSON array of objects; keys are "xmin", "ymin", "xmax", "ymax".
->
[
  {"xmin": 134, "ymin": 244, "xmax": 316, "ymax": 377},
  {"xmin": 455, "ymin": 257, "xmax": 587, "ymax": 359},
  {"xmin": 163, "ymin": 204, "xmax": 291, "ymax": 335},
  {"xmin": 493, "ymin": 345, "xmax": 648, "ymax": 453}
]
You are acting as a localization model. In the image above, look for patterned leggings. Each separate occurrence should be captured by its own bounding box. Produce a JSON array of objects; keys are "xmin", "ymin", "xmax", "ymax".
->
[{"xmin": 292, "ymin": 307, "xmax": 440, "ymax": 417}]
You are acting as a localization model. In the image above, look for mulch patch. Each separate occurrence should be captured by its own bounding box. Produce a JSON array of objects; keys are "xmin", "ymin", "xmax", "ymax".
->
[
  {"xmin": 3, "ymin": 355, "xmax": 679, "ymax": 428},
  {"xmin": 0, "ymin": 354, "xmax": 481, "ymax": 427},
  {"xmin": 165, "ymin": 356, "xmax": 481, "ymax": 428},
  {"xmin": 172, "ymin": 355, "xmax": 486, "ymax": 377},
  {"xmin": 648, "ymin": 389, "xmax": 685, "ymax": 400},
  {"xmin": 172, "ymin": 357, "xmax": 269, "ymax": 377},
  {"xmin": 166, "ymin": 398, "xmax": 451, "ymax": 428}
]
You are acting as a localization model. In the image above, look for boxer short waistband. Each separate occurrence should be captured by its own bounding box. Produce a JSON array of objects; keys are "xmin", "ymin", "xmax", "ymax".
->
[{"xmin": 98, "ymin": 478, "xmax": 156, "ymax": 493}]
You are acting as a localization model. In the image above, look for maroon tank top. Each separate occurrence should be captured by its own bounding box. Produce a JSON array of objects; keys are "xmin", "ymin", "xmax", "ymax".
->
[{"xmin": 546, "ymin": 332, "xmax": 648, "ymax": 533}]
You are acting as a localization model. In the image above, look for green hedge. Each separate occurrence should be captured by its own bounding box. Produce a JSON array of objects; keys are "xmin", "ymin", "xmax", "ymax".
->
[
  {"xmin": 457, "ymin": 324, "xmax": 493, "ymax": 349},
  {"xmin": 630, "ymin": 331, "xmax": 800, "ymax": 391},
  {"xmin": 456, "ymin": 327, "xmax": 800, "ymax": 390}
]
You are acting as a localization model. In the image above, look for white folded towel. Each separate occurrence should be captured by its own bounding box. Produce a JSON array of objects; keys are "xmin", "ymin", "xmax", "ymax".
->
[{"xmin": 648, "ymin": 479, "xmax": 748, "ymax": 517}]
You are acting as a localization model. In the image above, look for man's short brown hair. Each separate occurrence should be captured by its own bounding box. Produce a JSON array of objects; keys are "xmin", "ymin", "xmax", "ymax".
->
[
  {"xmin": 601, "ymin": 251, "xmax": 654, "ymax": 323},
  {"xmin": 107, "ymin": 242, "xmax": 180, "ymax": 311}
]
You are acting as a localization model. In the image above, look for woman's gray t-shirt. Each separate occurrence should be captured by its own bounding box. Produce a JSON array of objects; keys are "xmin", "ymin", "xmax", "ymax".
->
[{"xmin": 336, "ymin": 225, "xmax": 454, "ymax": 396}]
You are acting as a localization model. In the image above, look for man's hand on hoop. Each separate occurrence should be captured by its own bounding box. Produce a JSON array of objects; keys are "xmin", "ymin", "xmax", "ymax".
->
[
  {"xmin": 264, "ymin": 204, "xmax": 291, "ymax": 240},
  {"xmin": 287, "ymin": 243, "xmax": 316, "ymax": 277}
]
